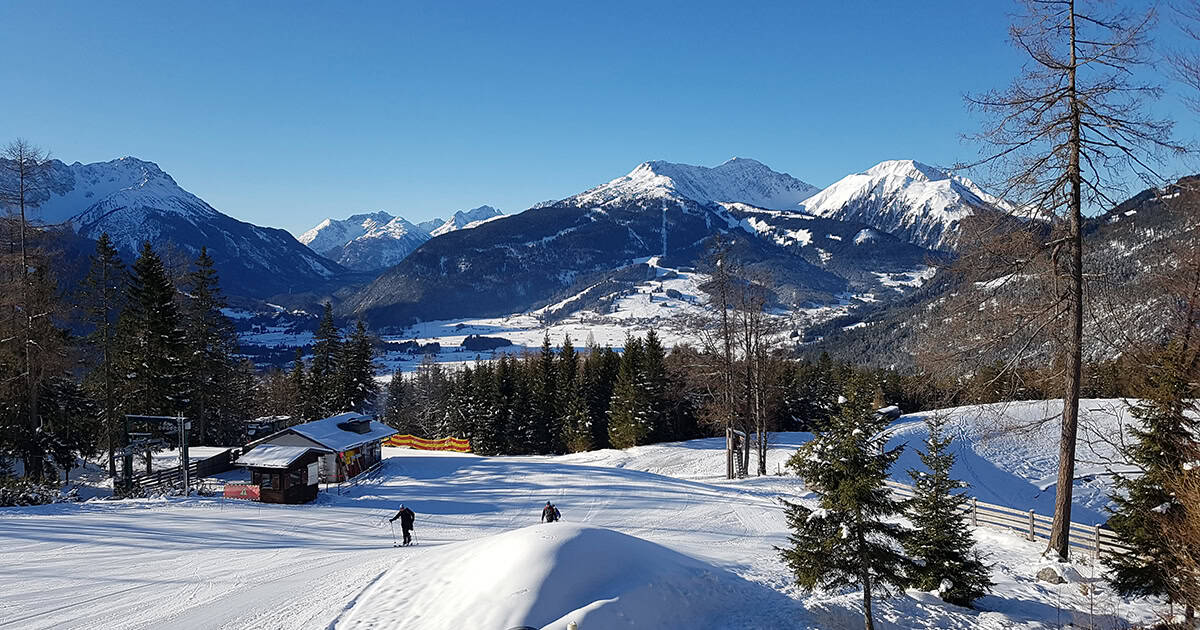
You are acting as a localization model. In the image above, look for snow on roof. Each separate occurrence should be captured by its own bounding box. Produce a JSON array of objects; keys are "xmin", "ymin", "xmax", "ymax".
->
[
  {"xmin": 236, "ymin": 444, "xmax": 330, "ymax": 469},
  {"xmin": 286, "ymin": 412, "xmax": 397, "ymax": 452}
]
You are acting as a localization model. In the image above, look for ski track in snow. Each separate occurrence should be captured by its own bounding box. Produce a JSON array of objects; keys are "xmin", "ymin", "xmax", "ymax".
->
[{"xmin": 0, "ymin": 404, "xmax": 1162, "ymax": 629}]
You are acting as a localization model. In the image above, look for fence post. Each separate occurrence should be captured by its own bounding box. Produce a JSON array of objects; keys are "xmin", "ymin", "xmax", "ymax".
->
[
  {"xmin": 1028, "ymin": 509, "xmax": 1036, "ymax": 541},
  {"xmin": 1093, "ymin": 525, "xmax": 1100, "ymax": 560},
  {"xmin": 971, "ymin": 498, "xmax": 978, "ymax": 527}
]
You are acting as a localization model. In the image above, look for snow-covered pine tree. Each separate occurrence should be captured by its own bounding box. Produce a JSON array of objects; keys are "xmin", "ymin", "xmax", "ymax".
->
[
  {"xmin": 904, "ymin": 414, "xmax": 991, "ymax": 607},
  {"xmin": 307, "ymin": 303, "xmax": 341, "ymax": 417},
  {"xmin": 1106, "ymin": 341, "xmax": 1200, "ymax": 616},
  {"xmin": 468, "ymin": 360, "xmax": 505, "ymax": 454},
  {"xmin": 778, "ymin": 377, "xmax": 911, "ymax": 630},
  {"xmin": 608, "ymin": 335, "xmax": 648, "ymax": 449}
]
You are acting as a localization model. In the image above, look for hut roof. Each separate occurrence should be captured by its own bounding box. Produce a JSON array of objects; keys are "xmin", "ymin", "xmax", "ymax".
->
[
  {"xmin": 285, "ymin": 412, "xmax": 397, "ymax": 452},
  {"xmin": 236, "ymin": 444, "xmax": 330, "ymax": 469}
]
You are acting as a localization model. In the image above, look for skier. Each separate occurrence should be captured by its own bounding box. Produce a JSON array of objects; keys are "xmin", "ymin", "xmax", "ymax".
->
[
  {"xmin": 541, "ymin": 501, "xmax": 560, "ymax": 523},
  {"xmin": 389, "ymin": 504, "xmax": 416, "ymax": 546}
]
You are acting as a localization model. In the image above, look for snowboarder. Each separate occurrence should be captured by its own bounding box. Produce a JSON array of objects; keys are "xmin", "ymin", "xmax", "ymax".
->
[
  {"xmin": 390, "ymin": 504, "xmax": 416, "ymax": 546},
  {"xmin": 541, "ymin": 501, "xmax": 560, "ymax": 523}
]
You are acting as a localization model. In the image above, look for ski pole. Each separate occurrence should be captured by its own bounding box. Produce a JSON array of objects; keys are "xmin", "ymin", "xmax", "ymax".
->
[{"xmin": 390, "ymin": 521, "xmax": 397, "ymax": 546}]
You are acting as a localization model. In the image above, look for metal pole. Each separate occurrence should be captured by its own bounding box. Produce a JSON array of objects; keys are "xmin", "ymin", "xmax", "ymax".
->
[
  {"xmin": 179, "ymin": 412, "xmax": 189, "ymax": 496},
  {"xmin": 122, "ymin": 414, "xmax": 133, "ymax": 493}
]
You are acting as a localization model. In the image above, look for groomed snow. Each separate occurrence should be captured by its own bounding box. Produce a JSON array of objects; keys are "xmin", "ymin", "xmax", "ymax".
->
[{"xmin": 0, "ymin": 400, "xmax": 1162, "ymax": 629}]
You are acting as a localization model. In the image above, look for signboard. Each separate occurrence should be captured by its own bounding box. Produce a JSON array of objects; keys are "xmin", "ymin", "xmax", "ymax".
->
[
  {"xmin": 115, "ymin": 438, "xmax": 169, "ymax": 457},
  {"xmin": 223, "ymin": 484, "xmax": 260, "ymax": 501},
  {"xmin": 307, "ymin": 462, "xmax": 319, "ymax": 486}
]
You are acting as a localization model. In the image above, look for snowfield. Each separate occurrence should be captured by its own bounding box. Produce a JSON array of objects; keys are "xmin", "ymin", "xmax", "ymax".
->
[{"xmin": 0, "ymin": 400, "xmax": 1162, "ymax": 629}]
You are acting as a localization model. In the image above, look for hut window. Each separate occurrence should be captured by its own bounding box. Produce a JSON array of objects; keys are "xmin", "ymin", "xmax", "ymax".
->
[
  {"xmin": 289, "ymin": 468, "xmax": 304, "ymax": 487},
  {"xmin": 261, "ymin": 473, "xmax": 274, "ymax": 490}
]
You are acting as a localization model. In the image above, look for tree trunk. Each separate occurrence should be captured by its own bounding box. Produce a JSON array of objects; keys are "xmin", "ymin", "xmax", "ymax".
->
[
  {"xmin": 1048, "ymin": 0, "xmax": 1082, "ymax": 562},
  {"xmin": 858, "ymin": 514, "xmax": 875, "ymax": 630}
]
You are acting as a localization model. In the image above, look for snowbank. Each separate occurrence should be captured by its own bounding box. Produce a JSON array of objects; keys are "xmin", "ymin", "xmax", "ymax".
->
[
  {"xmin": 336, "ymin": 523, "xmax": 801, "ymax": 630},
  {"xmin": 886, "ymin": 399, "xmax": 1136, "ymax": 524}
]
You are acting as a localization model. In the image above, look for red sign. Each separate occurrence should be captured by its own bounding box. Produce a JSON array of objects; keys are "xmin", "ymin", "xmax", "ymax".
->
[{"xmin": 224, "ymin": 484, "xmax": 261, "ymax": 501}]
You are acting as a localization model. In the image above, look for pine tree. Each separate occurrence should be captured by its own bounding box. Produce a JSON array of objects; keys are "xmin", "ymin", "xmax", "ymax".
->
[
  {"xmin": 643, "ymin": 328, "xmax": 668, "ymax": 441},
  {"xmin": 78, "ymin": 232, "xmax": 126, "ymax": 476},
  {"xmin": 307, "ymin": 303, "xmax": 341, "ymax": 417},
  {"xmin": 562, "ymin": 375, "xmax": 593, "ymax": 453},
  {"xmin": 1106, "ymin": 341, "xmax": 1200, "ymax": 612},
  {"xmin": 467, "ymin": 360, "xmax": 505, "ymax": 454},
  {"xmin": 118, "ymin": 242, "xmax": 186, "ymax": 418},
  {"xmin": 181, "ymin": 247, "xmax": 238, "ymax": 445},
  {"xmin": 532, "ymin": 332, "xmax": 560, "ymax": 453},
  {"xmin": 335, "ymin": 320, "xmax": 378, "ymax": 413},
  {"xmin": 381, "ymin": 369, "xmax": 417, "ymax": 434},
  {"xmin": 905, "ymin": 415, "xmax": 991, "ymax": 607},
  {"xmin": 287, "ymin": 349, "xmax": 306, "ymax": 422},
  {"xmin": 608, "ymin": 335, "xmax": 649, "ymax": 449},
  {"xmin": 585, "ymin": 345, "xmax": 619, "ymax": 449},
  {"xmin": 778, "ymin": 377, "xmax": 911, "ymax": 630}
]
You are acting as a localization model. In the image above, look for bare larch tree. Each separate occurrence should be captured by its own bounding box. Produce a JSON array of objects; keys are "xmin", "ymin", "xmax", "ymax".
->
[{"xmin": 963, "ymin": 0, "xmax": 1182, "ymax": 560}]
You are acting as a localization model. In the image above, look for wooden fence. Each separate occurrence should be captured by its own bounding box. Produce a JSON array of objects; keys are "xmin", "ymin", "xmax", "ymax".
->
[
  {"xmin": 130, "ymin": 449, "xmax": 236, "ymax": 494},
  {"xmin": 883, "ymin": 480, "xmax": 1130, "ymax": 558}
]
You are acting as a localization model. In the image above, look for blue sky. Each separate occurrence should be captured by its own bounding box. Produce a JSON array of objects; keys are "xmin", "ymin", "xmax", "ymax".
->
[{"xmin": 2, "ymin": 1, "xmax": 1197, "ymax": 235}]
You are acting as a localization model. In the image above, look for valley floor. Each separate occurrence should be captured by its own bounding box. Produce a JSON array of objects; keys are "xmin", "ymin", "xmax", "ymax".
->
[{"xmin": 0, "ymin": 402, "xmax": 1164, "ymax": 629}]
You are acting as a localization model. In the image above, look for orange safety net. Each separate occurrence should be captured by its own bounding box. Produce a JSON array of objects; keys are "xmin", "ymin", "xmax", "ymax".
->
[{"xmin": 384, "ymin": 434, "xmax": 472, "ymax": 452}]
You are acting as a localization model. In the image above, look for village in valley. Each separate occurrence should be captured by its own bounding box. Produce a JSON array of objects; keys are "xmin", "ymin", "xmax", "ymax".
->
[{"xmin": 3, "ymin": 2, "xmax": 1200, "ymax": 629}]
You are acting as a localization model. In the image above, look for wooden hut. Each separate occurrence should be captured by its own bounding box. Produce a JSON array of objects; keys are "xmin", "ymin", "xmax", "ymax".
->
[
  {"xmin": 247, "ymin": 412, "xmax": 397, "ymax": 483},
  {"xmin": 235, "ymin": 444, "xmax": 331, "ymax": 504}
]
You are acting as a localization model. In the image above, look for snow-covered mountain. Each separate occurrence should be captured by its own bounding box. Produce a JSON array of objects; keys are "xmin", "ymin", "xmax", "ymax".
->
[
  {"xmin": 298, "ymin": 211, "xmax": 398, "ymax": 256},
  {"xmin": 1, "ymin": 157, "xmax": 345, "ymax": 298},
  {"xmin": 798, "ymin": 159, "xmax": 1009, "ymax": 251},
  {"xmin": 345, "ymin": 158, "xmax": 936, "ymax": 327},
  {"xmin": 300, "ymin": 205, "xmax": 504, "ymax": 271},
  {"xmin": 570, "ymin": 157, "xmax": 819, "ymax": 210},
  {"xmin": 298, "ymin": 211, "xmax": 430, "ymax": 271},
  {"xmin": 429, "ymin": 205, "xmax": 504, "ymax": 236}
]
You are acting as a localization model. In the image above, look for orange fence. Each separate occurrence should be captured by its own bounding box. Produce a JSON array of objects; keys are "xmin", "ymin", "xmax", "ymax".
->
[{"xmin": 384, "ymin": 434, "xmax": 472, "ymax": 453}]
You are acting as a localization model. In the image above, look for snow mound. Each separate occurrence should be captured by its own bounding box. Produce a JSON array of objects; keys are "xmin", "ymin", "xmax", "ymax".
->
[{"xmin": 338, "ymin": 523, "xmax": 798, "ymax": 630}]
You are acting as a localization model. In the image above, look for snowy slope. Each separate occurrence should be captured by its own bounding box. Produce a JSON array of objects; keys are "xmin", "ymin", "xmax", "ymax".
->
[
  {"xmin": 0, "ymin": 403, "xmax": 1160, "ymax": 629},
  {"xmin": 571, "ymin": 157, "xmax": 819, "ymax": 210},
  {"xmin": 799, "ymin": 159, "xmax": 1010, "ymax": 250}
]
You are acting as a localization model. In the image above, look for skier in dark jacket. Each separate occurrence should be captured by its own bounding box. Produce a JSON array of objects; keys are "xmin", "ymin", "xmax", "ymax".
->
[
  {"xmin": 541, "ymin": 501, "xmax": 560, "ymax": 523},
  {"xmin": 390, "ymin": 504, "xmax": 416, "ymax": 545}
]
